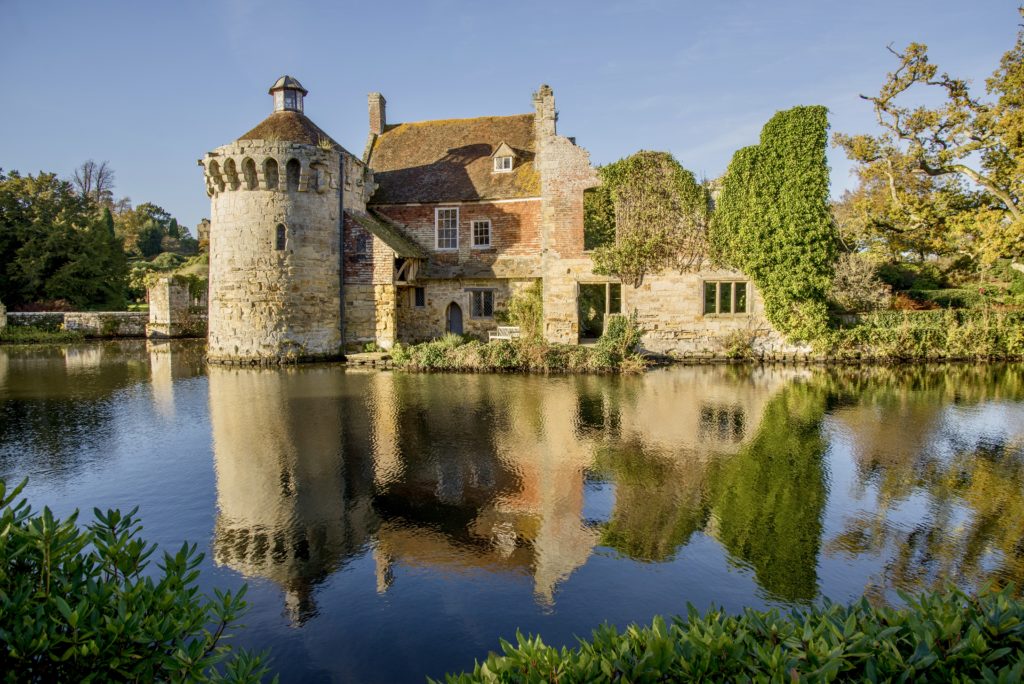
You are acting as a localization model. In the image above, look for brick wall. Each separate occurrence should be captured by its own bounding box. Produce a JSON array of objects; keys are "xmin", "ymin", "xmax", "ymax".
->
[{"xmin": 372, "ymin": 200, "xmax": 542, "ymax": 278}]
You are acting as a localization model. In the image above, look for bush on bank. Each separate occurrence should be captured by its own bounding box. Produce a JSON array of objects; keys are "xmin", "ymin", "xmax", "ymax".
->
[
  {"xmin": 391, "ymin": 312, "xmax": 646, "ymax": 373},
  {"xmin": 0, "ymin": 479, "xmax": 274, "ymax": 683},
  {"xmin": 0, "ymin": 325, "xmax": 84, "ymax": 345},
  {"xmin": 439, "ymin": 585, "xmax": 1024, "ymax": 683},
  {"xmin": 825, "ymin": 310, "xmax": 1024, "ymax": 361}
]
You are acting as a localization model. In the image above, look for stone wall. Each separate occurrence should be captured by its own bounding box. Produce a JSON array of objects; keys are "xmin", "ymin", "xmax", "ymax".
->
[
  {"xmin": 7, "ymin": 312, "xmax": 149, "ymax": 337},
  {"xmin": 344, "ymin": 221, "xmax": 398, "ymax": 349},
  {"xmin": 147, "ymin": 277, "xmax": 207, "ymax": 338},
  {"xmin": 533, "ymin": 85, "xmax": 601, "ymax": 344},
  {"xmin": 625, "ymin": 269, "xmax": 803, "ymax": 356},
  {"xmin": 395, "ymin": 278, "xmax": 535, "ymax": 343},
  {"xmin": 201, "ymin": 140, "xmax": 356, "ymax": 363}
]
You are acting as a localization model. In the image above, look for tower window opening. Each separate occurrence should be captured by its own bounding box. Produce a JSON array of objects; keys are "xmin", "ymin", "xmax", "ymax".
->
[
  {"xmin": 264, "ymin": 158, "xmax": 279, "ymax": 190},
  {"xmin": 286, "ymin": 159, "xmax": 301, "ymax": 191},
  {"xmin": 242, "ymin": 158, "xmax": 258, "ymax": 190},
  {"xmin": 275, "ymin": 224, "xmax": 286, "ymax": 251}
]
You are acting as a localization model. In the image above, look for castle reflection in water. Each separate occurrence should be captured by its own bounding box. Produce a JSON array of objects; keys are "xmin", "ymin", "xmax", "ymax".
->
[
  {"xmin": 6, "ymin": 340, "xmax": 1020, "ymax": 629},
  {"xmin": 202, "ymin": 354, "xmax": 802, "ymax": 625}
]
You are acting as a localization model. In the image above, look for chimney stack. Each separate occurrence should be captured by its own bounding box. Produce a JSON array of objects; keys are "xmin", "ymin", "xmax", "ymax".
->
[{"xmin": 369, "ymin": 92, "xmax": 387, "ymax": 136}]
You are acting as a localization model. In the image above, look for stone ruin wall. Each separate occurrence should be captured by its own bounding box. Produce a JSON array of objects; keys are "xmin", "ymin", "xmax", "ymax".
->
[
  {"xmin": 146, "ymin": 277, "xmax": 207, "ymax": 339},
  {"xmin": 201, "ymin": 140, "xmax": 355, "ymax": 363},
  {"xmin": 394, "ymin": 277, "xmax": 536, "ymax": 344}
]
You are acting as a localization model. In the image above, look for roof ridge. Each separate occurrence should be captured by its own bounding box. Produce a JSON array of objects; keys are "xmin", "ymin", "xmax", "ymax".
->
[{"xmin": 382, "ymin": 112, "xmax": 534, "ymax": 130}]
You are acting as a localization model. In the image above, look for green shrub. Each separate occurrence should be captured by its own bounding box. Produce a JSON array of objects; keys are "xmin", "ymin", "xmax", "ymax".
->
[
  {"xmin": 825, "ymin": 310, "xmax": 1024, "ymax": 359},
  {"xmin": 391, "ymin": 317, "xmax": 646, "ymax": 374},
  {"xmin": 0, "ymin": 325, "xmax": 84, "ymax": 344},
  {"xmin": 908, "ymin": 288, "xmax": 985, "ymax": 309},
  {"xmin": 0, "ymin": 479, "xmax": 274, "ymax": 682},
  {"xmin": 500, "ymin": 281, "xmax": 543, "ymax": 341},
  {"xmin": 439, "ymin": 585, "xmax": 1024, "ymax": 683}
]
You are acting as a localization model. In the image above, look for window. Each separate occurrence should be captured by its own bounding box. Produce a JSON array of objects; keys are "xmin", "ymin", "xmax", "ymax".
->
[
  {"xmin": 703, "ymin": 281, "xmax": 748, "ymax": 315},
  {"xmin": 435, "ymin": 207, "xmax": 459, "ymax": 250},
  {"xmin": 275, "ymin": 224, "xmax": 286, "ymax": 251},
  {"xmin": 472, "ymin": 219, "xmax": 491, "ymax": 248},
  {"xmin": 493, "ymin": 156, "xmax": 513, "ymax": 172},
  {"xmin": 469, "ymin": 289, "xmax": 494, "ymax": 318},
  {"xmin": 414, "ymin": 287, "xmax": 425, "ymax": 308}
]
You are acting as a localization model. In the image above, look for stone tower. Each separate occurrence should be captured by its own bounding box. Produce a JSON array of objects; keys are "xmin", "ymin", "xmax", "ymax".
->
[{"xmin": 200, "ymin": 76, "xmax": 344, "ymax": 364}]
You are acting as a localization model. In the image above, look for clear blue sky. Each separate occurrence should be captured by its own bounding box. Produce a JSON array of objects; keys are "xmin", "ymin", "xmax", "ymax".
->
[{"xmin": 0, "ymin": 0, "xmax": 1016, "ymax": 232}]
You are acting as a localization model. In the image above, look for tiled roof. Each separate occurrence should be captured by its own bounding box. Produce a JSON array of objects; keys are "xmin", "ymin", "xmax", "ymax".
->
[
  {"xmin": 366, "ymin": 114, "xmax": 540, "ymax": 204},
  {"xmin": 238, "ymin": 111, "xmax": 338, "ymax": 147}
]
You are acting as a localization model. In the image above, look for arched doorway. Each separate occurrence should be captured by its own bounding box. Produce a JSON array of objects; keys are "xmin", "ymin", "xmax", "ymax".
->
[{"xmin": 446, "ymin": 302, "xmax": 463, "ymax": 335}]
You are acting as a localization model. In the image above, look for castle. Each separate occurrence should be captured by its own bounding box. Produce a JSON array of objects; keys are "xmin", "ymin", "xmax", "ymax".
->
[{"xmin": 200, "ymin": 76, "xmax": 784, "ymax": 364}]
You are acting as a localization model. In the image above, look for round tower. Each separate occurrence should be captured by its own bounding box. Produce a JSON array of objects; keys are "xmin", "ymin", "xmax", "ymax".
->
[{"xmin": 200, "ymin": 76, "xmax": 342, "ymax": 364}]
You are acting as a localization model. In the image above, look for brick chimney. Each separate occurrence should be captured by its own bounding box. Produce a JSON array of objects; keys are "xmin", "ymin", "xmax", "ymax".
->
[{"xmin": 368, "ymin": 92, "xmax": 387, "ymax": 135}]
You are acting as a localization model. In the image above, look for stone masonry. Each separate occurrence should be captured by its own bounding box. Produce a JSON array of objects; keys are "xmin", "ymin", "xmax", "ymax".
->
[
  {"xmin": 201, "ymin": 140, "xmax": 348, "ymax": 363},
  {"xmin": 200, "ymin": 77, "xmax": 806, "ymax": 362}
]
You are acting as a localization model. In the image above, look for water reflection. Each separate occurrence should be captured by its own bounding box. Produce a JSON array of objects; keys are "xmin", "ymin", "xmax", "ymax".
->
[
  {"xmin": 825, "ymin": 365, "xmax": 1024, "ymax": 603},
  {"xmin": 207, "ymin": 364, "xmax": 839, "ymax": 615},
  {"xmin": 4, "ymin": 343, "xmax": 1024, "ymax": 652},
  {"xmin": 0, "ymin": 340, "xmax": 204, "ymax": 477}
]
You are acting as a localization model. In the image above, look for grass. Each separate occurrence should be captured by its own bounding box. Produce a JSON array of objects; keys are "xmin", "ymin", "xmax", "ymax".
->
[{"xmin": 0, "ymin": 325, "xmax": 84, "ymax": 344}]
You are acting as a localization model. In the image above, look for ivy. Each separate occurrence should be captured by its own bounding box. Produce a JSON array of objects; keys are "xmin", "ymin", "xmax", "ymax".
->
[
  {"xmin": 588, "ymin": 151, "xmax": 711, "ymax": 287},
  {"xmin": 711, "ymin": 106, "xmax": 838, "ymax": 342}
]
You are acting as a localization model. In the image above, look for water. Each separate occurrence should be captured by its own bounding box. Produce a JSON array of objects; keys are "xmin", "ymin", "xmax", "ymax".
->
[{"xmin": 2, "ymin": 339, "xmax": 1023, "ymax": 682}]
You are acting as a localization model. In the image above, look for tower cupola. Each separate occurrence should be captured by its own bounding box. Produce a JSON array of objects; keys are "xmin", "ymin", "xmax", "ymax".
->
[{"xmin": 269, "ymin": 75, "xmax": 307, "ymax": 113}]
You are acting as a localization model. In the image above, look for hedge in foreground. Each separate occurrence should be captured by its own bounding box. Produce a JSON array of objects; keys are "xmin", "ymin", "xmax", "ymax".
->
[
  {"xmin": 0, "ymin": 479, "xmax": 274, "ymax": 683},
  {"xmin": 439, "ymin": 585, "xmax": 1024, "ymax": 683}
]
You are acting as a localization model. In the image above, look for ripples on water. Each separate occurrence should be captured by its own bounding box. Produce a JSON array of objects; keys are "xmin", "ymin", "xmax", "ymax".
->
[{"xmin": 1, "ymin": 340, "xmax": 1023, "ymax": 682}]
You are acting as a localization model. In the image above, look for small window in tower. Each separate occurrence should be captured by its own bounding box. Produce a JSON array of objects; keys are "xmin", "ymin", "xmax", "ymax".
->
[
  {"xmin": 284, "ymin": 91, "xmax": 297, "ymax": 110},
  {"xmin": 493, "ymin": 156, "xmax": 513, "ymax": 173},
  {"xmin": 275, "ymin": 224, "xmax": 286, "ymax": 251},
  {"xmin": 414, "ymin": 287, "xmax": 425, "ymax": 308}
]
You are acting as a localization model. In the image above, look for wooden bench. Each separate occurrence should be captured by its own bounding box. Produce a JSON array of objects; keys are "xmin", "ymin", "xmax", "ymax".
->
[{"xmin": 488, "ymin": 325, "xmax": 521, "ymax": 342}]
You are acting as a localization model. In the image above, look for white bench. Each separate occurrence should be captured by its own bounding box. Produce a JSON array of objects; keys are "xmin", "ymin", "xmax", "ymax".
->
[{"xmin": 488, "ymin": 325, "xmax": 521, "ymax": 341}]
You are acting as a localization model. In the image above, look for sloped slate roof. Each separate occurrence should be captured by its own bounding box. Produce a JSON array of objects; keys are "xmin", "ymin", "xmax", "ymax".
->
[
  {"xmin": 269, "ymin": 75, "xmax": 307, "ymax": 94},
  {"xmin": 347, "ymin": 210, "xmax": 427, "ymax": 258},
  {"xmin": 238, "ymin": 111, "xmax": 337, "ymax": 147},
  {"xmin": 366, "ymin": 114, "xmax": 540, "ymax": 204}
]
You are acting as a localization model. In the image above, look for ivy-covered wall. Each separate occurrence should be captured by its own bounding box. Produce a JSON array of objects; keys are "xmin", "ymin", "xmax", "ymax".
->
[{"xmin": 710, "ymin": 106, "xmax": 838, "ymax": 342}]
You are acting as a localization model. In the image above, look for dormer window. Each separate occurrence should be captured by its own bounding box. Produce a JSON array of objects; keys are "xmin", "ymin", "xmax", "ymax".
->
[{"xmin": 491, "ymin": 142, "xmax": 517, "ymax": 173}]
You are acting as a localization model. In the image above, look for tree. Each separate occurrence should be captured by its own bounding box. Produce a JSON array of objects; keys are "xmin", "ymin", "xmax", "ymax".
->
[
  {"xmin": 114, "ymin": 202, "xmax": 175, "ymax": 257},
  {"xmin": 831, "ymin": 150, "xmax": 977, "ymax": 261},
  {"xmin": 589, "ymin": 151, "xmax": 711, "ymax": 288},
  {"xmin": 168, "ymin": 217, "xmax": 180, "ymax": 239},
  {"xmin": 72, "ymin": 160, "xmax": 115, "ymax": 206},
  {"xmin": 711, "ymin": 106, "xmax": 837, "ymax": 342},
  {"xmin": 0, "ymin": 169, "xmax": 127, "ymax": 309},
  {"xmin": 835, "ymin": 10, "xmax": 1024, "ymax": 262}
]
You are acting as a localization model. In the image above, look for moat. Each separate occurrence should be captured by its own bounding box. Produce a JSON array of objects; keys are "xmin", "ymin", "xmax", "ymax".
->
[{"xmin": 2, "ymin": 339, "xmax": 1023, "ymax": 683}]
